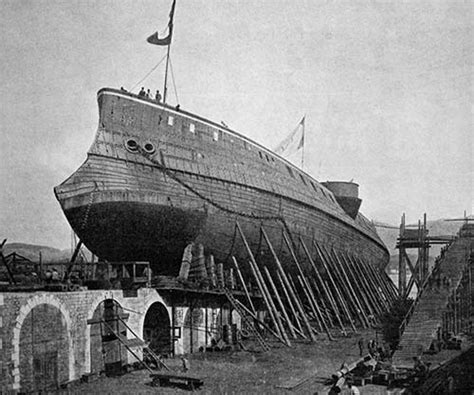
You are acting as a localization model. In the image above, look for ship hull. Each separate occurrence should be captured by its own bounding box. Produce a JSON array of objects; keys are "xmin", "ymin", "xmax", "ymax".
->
[{"xmin": 55, "ymin": 88, "xmax": 389, "ymax": 276}]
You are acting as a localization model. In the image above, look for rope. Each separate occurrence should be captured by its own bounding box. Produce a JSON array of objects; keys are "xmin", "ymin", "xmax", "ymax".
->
[
  {"xmin": 139, "ymin": 147, "xmax": 284, "ymax": 223},
  {"xmin": 169, "ymin": 57, "xmax": 180, "ymax": 104},
  {"xmin": 130, "ymin": 54, "xmax": 168, "ymax": 92}
]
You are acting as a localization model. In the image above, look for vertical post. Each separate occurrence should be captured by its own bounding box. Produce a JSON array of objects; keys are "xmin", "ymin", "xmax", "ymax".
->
[
  {"xmin": 163, "ymin": 43, "xmax": 172, "ymax": 103},
  {"xmin": 399, "ymin": 213, "xmax": 406, "ymax": 297},
  {"xmin": 205, "ymin": 307, "xmax": 208, "ymax": 349}
]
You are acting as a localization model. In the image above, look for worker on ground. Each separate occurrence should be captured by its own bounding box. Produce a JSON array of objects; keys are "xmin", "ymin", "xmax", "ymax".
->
[
  {"xmin": 146, "ymin": 89, "xmax": 151, "ymax": 99},
  {"xmin": 346, "ymin": 378, "xmax": 360, "ymax": 395},
  {"xmin": 357, "ymin": 337, "xmax": 364, "ymax": 356},
  {"xmin": 139, "ymin": 87, "xmax": 146, "ymax": 97},
  {"xmin": 181, "ymin": 356, "xmax": 189, "ymax": 373}
]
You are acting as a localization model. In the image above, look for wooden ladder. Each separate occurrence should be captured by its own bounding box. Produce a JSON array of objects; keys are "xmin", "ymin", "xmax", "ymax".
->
[{"xmin": 222, "ymin": 286, "xmax": 270, "ymax": 352}]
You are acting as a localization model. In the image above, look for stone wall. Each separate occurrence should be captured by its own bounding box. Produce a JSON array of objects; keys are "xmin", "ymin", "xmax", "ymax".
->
[{"xmin": 0, "ymin": 288, "xmax": 221, "ymax": 393}]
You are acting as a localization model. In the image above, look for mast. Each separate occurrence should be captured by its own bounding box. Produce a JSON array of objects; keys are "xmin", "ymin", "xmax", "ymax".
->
[
  {"xmin": 163, "ymin": 0, "xmax": 176, "ymax": 104},
  {"xmin": 163, "ymin": 43, "xmax": 171, "ymax": 103},
  {"xmin": 146, "ymin": 0, "xmax": 176, "ymax": 104}
]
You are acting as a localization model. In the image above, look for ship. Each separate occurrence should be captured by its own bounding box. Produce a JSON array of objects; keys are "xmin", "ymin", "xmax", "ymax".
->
[{"xmin": 54, "ymin": 1, "xmax": 389, "ymax": 277}]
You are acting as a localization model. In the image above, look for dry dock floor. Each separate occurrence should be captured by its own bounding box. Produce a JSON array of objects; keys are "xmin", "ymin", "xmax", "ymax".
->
[{"xmin": 53, "ymin": 327, "xmax": 413, "ymax": 394}]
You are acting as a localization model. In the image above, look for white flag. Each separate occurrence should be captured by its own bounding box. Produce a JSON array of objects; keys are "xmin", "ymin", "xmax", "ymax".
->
[{"xmin": 274, "ymin": 117, "xmax": 305, "ymax": 167}]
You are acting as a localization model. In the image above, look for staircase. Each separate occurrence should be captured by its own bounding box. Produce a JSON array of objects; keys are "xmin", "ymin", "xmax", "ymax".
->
[
  {"xmin": 222, "ymin": 287, "xmax": 270, "ymax": 351},
  {"xmin": 392, "ymin": 237, "xmax": 473, "ymax": 367}
]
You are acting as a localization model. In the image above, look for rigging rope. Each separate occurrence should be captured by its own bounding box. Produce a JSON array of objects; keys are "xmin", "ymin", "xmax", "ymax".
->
[
  {"xmin": 130, "ymin": 54, "xmax": 168, "ymax": 92},
  {"xmin": 139, "ymin": 147, "xmax": 285, "ymax": 223}
]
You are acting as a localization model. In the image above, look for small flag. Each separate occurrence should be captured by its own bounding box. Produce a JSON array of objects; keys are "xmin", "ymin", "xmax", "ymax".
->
[
  {"xmin": 274, "ymin": 116, "xmax": 305, "ymax": 167},
  {"xmin": 147, "ymin": 32, "xmax": 172, "ymax": 46},
  {"xmin": 147, "ymin": 0, "xmax": 176, "ymax": 46}
]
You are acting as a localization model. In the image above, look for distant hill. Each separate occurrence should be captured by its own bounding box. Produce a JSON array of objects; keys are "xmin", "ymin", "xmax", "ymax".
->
[{"xmin": 2, "ymin": 242, "xmax": 73, "ymax": 263}]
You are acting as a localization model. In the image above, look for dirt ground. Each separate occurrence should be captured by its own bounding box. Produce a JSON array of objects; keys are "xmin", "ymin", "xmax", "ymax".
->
[{"xmin": 56, "ymin": 328, "xmax": 405, "ymax": 394}]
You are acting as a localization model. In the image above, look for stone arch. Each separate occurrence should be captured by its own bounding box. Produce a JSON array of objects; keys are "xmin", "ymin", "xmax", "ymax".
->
[
  {"xmin": 142, "ymin": 302, "xmax": 171, "ymax": 355},
  {"xmin": 11, "ymin": 294, "xmax": 74, "ymax": 391}
]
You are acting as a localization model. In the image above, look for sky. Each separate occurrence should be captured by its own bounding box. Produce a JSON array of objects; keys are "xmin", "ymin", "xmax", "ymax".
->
[{"xmin": 0, "ymin": 0, "xmax": 472, "ymax": 250}]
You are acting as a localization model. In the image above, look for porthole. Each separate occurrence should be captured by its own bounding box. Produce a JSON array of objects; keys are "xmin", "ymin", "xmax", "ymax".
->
[
  {"xmin": 125, "ymin": 139, "xmax": 138, "ymax": 152},
  {"xmin": 143, "ymin": 142, "xmax": 156, "ymax": 154}
]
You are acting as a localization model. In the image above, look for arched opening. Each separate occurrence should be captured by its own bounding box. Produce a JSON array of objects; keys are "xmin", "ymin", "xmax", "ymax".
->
[
  {"xmin": 19, "ymin": 303, "xmax": 69, "ymax": 392},
  {"xmin": 89, "ymin": 299, "xmax": 127, "ymax": 376},
  {"xmin": 143, "ymin": 302, "xmax": 171, "ymax": 356}
]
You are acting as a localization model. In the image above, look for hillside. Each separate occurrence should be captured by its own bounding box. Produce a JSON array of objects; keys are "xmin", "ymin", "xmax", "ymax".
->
[{"xmin": 2, "ymin": 242, "xmax": 73, "ymax": 263}]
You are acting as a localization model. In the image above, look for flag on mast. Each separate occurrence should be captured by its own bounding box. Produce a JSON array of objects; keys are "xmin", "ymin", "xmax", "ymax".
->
[
  {"xmin": 147, "ymin": 0, "xmax": 177, "ymax": 46},
  {"xmin": 274, "ymin": 116, "xmax": 305, "ymax": 167}
]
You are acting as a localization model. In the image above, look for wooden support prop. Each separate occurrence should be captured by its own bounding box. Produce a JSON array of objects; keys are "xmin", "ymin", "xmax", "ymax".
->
[
  {"xmin": 302, "ymin": 275, "xmax": 334, "ymax": 340},
  {"xmin": 309, "ymin": 278, "xmax": 334, "ymax": 328},
  {"xmin": 283, "ymin": 230, "xmax": 327, "ymax": 335},
  {"xmin": 300, "ymin": 237, "xmax": 340, "ymax": 330},
  {"xmin": 367, "ymin": 260, "xmax": 394, "ymax": 303},
  {"xmin": 345, "ymin": 253, "xmax": 382, "ymax": 317},
  {"xmin": 364, "ymin": 259, "xmax": 393, "ymax": 306},
  {"xmin": 276, "ymin": 271, "xmax": 306, "ymax": 338},
  {"xmin": 231, "ymin": 256, "xmax": 256, "ymax": 315},
  {"xmin": 340, "ymin": 252, "xmax": 378, "ymax": 318},
  {"xmin": 404, "ymin": 251, "xmax": 421, "ymax": 289},
  {"xmin": 313, "ymin": 241, "xmax": 357, "ymax": 332},
  {"xmin": 352, "ymin": 255, "xmax": 387, "ymax": 313},
  {"xmin": 297, "ymin": 275, "xmax": 322, "ymax": 332},
  {"xmin": 235, "ymin": 222, "xmax": 290, "ymax": 346},
  {"xmin": 261, "ymin": 226, "xmax": 316, "ymax": 341},
  {"xmin": 233, "ymin": 298, "xmax": 282, "ymax": 341},
  {"xmin": 65, "ymin": 240, "xmax": 83, "ymax": 280},
  {"xmin": 0, "ymin": 239, "xmax": 16, "ymax": 285},
  {"xmin": 320, "ymin": 244, "xmax": 362, "ymax": 328},
  {"xmin": 287, "ymin": 274, "xmax": 318, "ymax": 336},
  {"xmin": 356, "ymin": 257, "xmax": 390, "ymax": 310},
  {"xmin": 263, "ymin": 266, "xmax": 297, "ymax": 339},
  {"xmin": 247, "ymin": 259, "xmax": 283, "ymax": 340},
  {"xmin": 330, "ymin": 248, "xmax": 369, "ymax": 328}
]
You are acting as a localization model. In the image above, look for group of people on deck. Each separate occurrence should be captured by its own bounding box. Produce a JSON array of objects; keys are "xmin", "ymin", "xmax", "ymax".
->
[
  {"xmin": 120, "ymin": 86, "xmax": 162, "ymax": 102},
  {"xmin": 138, "ymin": 86, "xmax": 162, "ymax": 102}
]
